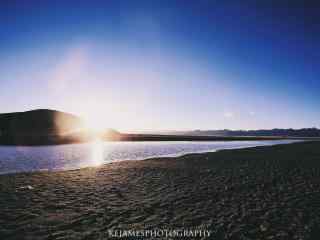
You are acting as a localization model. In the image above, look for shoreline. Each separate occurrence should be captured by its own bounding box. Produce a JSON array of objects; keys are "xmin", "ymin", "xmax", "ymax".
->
[
  {"xmin": 1, "ymin": 141, "xmax": 320, "ymax": 239},
  {"xmin": 0, "ymin": 134, "xmax": 318, "ymax": 147}
]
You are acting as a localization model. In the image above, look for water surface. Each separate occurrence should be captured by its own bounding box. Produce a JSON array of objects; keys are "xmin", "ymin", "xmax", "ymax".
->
[{"xmin": 0, "ymin": 140, "xmax": 299, "ymax": 174}]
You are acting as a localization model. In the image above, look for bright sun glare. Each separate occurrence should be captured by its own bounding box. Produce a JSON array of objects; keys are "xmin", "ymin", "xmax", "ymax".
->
[
  {"xmin": 91, "ymin": 139, "xmax": 104, "ymax": 166},
  {"xmin": 84, "ymin": 116, "xmax": 107, "ymax": 134}
]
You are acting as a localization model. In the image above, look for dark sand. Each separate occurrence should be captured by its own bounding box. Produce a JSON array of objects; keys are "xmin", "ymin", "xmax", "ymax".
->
[{"xmin": 1, "ymin": 141, "xmax": 320, "ymax": 239}]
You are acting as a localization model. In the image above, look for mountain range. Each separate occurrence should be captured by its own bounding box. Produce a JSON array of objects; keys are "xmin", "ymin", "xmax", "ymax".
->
[
  {"xmin": 0, "ymin": 109, "xmax": 319, "ymax": 145},
  {"xmin": 151, "ymin": 128, "xmax": 320, "ymax": 138}
]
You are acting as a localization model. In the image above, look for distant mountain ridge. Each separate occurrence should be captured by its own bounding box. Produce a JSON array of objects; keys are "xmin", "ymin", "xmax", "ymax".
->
[{"xmin": 154, "ymin": 128, "xmax": 320, "ymax": 137}]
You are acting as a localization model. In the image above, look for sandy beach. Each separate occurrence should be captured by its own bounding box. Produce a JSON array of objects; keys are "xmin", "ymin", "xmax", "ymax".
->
[{"xmin": 1, "ymin": 141, "xmax": 320, "ymax": 239}]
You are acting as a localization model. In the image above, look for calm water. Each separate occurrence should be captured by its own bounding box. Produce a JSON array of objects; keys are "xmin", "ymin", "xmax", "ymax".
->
[{"xmin": 0, "ymin": 140, "xmax": 299, "ymax": 174}]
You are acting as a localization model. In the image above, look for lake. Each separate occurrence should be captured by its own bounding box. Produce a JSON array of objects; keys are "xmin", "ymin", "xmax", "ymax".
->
[{"xmin": 0, "ymin": 140, "xmax": 300, "ymax": 174}]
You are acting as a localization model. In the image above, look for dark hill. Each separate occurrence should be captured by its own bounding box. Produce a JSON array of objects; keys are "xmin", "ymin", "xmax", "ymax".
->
[
  {"xmin": 0, "ymin": 109, "xmax": 84, "ymax": 135},
  {"xmin": 0, "ymin": 109, "xmax": 86, "ymax": 145}
]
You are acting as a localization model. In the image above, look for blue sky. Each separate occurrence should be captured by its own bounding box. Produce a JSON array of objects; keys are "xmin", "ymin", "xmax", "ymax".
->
[{"xmin": 0, "ymin": 0, "xmax": 319, "ymax": 131}]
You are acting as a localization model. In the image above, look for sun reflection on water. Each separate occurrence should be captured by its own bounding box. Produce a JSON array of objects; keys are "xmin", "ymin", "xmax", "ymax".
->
[{"xmin": 91, "ymin": 139, "xmax": 104, "ymax": 166}]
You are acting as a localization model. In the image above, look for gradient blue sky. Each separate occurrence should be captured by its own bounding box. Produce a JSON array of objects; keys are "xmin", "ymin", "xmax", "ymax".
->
[{"xmin": 1, "ymin": 0, "xmax": 319, "ymax": 131}]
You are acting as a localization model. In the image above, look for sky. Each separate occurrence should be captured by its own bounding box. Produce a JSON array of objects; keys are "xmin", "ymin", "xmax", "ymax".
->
[{"xmin": 0, "ymin": 0, "xmax": 319, "ymax": 132}]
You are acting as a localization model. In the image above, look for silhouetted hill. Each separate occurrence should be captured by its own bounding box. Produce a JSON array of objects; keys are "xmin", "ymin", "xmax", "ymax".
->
[
  {"xmin": 0, "ymin": 109, "xmax": 88, "ymax": 145},
  {"xmin": 0, "ymin": 109, "xmax": 84, "ymax": 135},
  {"xmin": 0, "ymin": 109, "xmax": 125, "ymax": 145}
]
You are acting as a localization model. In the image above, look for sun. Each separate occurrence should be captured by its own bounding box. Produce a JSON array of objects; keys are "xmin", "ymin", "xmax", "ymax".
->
[{"xmin": 84, "ymin": 116, "xmax": 107, "ymax": 135}]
